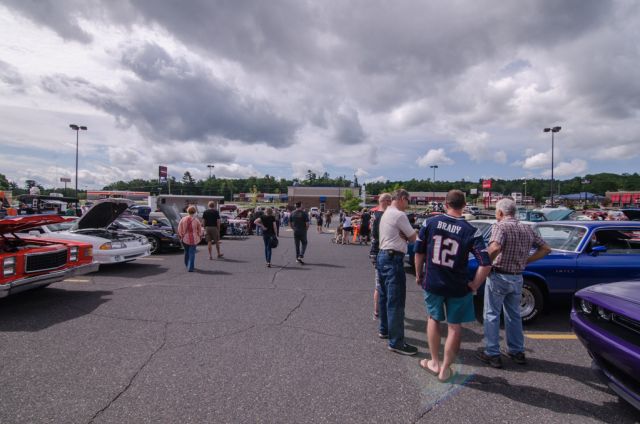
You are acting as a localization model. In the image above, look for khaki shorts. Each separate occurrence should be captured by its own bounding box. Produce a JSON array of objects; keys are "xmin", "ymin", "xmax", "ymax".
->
[{"xmin": 205, "ymin": 226, "xmax": 220, "ymax": 242}]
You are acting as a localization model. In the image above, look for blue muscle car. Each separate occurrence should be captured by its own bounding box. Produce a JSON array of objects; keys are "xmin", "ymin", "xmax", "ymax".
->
[{"xmin": 410, "ymin": 220, "xmax": 640, "ymax": 323}]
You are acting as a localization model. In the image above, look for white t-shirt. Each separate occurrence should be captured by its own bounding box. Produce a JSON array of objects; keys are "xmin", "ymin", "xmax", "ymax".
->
[
  {"xmin": 378, "ymin": 206, "xmax": 415, "ymax": 253},
  {"xmin": 343, "ymin": 216, "xmax": 352, "ymax": 228}
]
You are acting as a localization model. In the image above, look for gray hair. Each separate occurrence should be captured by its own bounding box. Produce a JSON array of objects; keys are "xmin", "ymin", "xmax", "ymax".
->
[{"xmin": 496, "ymin": 198, "xmax": 517, "ymax": 217}]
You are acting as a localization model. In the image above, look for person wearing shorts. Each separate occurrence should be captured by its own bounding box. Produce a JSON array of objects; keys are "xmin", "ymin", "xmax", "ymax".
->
[
  {"xmin": 414, "ymin": 190, "xmax": 491, "ymax": 382},
  {"xmin": 203, "ymin": 201, "xmax": 223, "ymax": 259}
]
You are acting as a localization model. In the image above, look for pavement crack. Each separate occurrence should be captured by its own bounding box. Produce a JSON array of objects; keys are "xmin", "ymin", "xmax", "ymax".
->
[
  {"xmin": 278, "ymin": 294, "xmax": 306, "ymax": 325},
  {"xmin": 88, "ymin": 322, "xmax": 169, "ymax": 423}
]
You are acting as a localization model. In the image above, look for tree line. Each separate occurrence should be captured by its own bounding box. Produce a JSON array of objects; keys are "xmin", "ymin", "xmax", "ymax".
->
[{"xmin": 1, "ymin": 171, "xmax": 639, "ymax": 202}]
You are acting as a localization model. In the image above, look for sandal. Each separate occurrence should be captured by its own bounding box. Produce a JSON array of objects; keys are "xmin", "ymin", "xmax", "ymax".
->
[
  {"xmin": 419, "ymin": 359, "xmax": 439, "ymax": 376},
  {"xmin": 438, "ymin": 366, "xmax": 454, "ymax": 383}
]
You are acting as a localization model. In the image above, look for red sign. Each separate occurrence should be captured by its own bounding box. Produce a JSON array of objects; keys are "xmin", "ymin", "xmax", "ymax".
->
[{"xmin": 482, "ymin": 180, "xmax": 492, "ymax": 189}]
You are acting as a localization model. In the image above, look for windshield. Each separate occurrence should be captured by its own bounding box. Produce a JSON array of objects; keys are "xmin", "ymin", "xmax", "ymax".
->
[
  {"xmin": 116, "ymin": 218, "xmax": 150, "ymax": 229},
  {"xmin": 45, "ymin": 222, "xmax": 75, "ymax": 232},
  {"xmin": 535, "ymin": 224, "xmax": 586, "ymax": 252}
]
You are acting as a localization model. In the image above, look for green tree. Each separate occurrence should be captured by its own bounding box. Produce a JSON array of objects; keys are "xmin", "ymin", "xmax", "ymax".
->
[{"xmin": 340, "ymin": 190, "xmax": 361, "ymax": 213}]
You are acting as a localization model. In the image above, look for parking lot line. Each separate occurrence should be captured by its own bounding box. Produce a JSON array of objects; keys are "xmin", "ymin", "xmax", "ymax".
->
[
  {"xmin": 525, "ymin": 333, "xmax": 577, "ymax": 340},
  {"xmin": 64, "ymin": 279, "xmax": 91, "ymax": 283}
]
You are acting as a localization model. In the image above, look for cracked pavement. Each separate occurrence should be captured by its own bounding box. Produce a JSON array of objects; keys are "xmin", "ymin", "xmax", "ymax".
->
[{"xmin": 0, "ymin": 227, "xmax": 638, "ymax": 423}]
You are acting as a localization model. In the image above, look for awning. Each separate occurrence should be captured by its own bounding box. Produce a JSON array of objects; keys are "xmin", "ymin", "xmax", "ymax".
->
[{"xmin": 611, "ymin": 194, "xmax": 621, "ymax": 202}]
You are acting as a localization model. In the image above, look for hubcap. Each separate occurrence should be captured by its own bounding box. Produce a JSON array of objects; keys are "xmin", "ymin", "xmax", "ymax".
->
[
  {"xmin": 520, "ymin": 287, "xmax": 535, "ymax": 318},
  {"xmin": 148, "ymin": 237, "xmax": 159, "ymax": 253}
]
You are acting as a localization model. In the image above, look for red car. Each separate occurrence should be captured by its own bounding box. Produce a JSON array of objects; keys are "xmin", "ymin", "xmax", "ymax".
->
[{"xmin": 0, "ymin": 215, "xmax": 98, "ymax": 298}]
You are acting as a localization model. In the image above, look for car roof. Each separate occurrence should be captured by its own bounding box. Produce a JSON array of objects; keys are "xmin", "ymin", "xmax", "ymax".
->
[{"xmin": 536, "ymin": 221, "xmax": 639, "ymax": 228}]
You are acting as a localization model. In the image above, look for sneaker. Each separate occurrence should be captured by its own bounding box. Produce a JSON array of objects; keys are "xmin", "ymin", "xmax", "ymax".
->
[
  {"xmin": 475, "ymin": 348, "xmax": 503, "ymax": 368},
  {"xmin": 378, "ymin": 332, "xmax": 388, "ymax": 339},
  {"xmin": 267, "ymin": 262, "xmax": 271, "ymax": 268},
  {"xmin": 297, "ymin": 257, "xmax": 305, "ymax": 264},
  {"xmin": 388, "ymin": 343, "xmax": 418, "ymax": 356},
  {"xmin": 507, "ymin": 351, "xmax": 527, "ymax": 365}
]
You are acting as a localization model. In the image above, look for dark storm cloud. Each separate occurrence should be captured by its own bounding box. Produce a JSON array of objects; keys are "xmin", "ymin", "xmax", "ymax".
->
[
  {"xmin": 0, "ymin": 0, "xmax": 93, "ymax": 43},
  {"xmin": 332, "ymin": 108, "xmax": 366, "ymax": 145},
  {"xmin": 42, "ymin": 42, "xmax": 299, "ymax": 147}
]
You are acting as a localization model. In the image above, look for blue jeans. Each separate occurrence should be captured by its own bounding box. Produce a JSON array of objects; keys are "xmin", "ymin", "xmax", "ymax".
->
[
  {"xmin": 262, "ymin": 234, "xmax": 273, "ymax": 263},
  {"xmin": 183, "ymin": 244, "xmax": 197, "ymax": 271},
  {"xmin": 483, "ymin": 272, "xmax": 524, "ymax": 356},
  {"xmin": 294, "ymin": 231, "xmax": 307, "ymax": 258},
  {"xmin": 376, "ymin": 251, "xmax": 406, "ymax": 348}
]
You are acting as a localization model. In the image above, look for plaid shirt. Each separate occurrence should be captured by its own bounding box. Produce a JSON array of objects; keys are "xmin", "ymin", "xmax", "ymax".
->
[{"xmin": 490, "ymin": 217, "xmax": 547, "ymax": 273}]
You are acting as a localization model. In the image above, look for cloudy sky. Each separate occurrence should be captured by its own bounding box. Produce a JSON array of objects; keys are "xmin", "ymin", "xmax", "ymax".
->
[{"xmin": 1, "ymin": 0, "xmax": 639, "ymax": 189}]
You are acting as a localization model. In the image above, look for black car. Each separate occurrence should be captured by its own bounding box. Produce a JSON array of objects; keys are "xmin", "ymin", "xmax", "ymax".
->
[{"xmin": 109, "ymin": 217, "xmax": 182, "ymax": 254}]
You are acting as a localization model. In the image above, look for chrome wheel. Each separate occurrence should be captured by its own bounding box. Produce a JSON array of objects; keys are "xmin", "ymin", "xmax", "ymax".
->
[
  {"xmin": 148, "ymin": 237, "xmax": 160, "ymax": 254},
  {"xmin": 520, "ymin": 287, "xmax": 536, "ymax": 318}
]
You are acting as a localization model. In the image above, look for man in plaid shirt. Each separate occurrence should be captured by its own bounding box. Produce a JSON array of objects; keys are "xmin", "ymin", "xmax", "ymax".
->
[{"xmin": 476, "ymin": 198, "xmax": 551, "ymax": 368}]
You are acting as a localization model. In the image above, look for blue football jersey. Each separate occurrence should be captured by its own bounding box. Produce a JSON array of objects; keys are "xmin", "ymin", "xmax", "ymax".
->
[{"xmin": 415, "ymin": 214, "xmax": 490, "ymax": 297}]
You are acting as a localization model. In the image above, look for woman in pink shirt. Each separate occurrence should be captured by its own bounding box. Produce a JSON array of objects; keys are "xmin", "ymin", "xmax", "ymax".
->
[{"xmin": 178, "ymin": 205, "xmax": 203, "ymax": 272}]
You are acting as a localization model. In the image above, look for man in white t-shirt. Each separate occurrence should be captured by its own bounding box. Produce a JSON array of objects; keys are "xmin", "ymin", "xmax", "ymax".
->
[{"xmin": 377, "ymin": 189, "xmax": 418, "ymax": 355}]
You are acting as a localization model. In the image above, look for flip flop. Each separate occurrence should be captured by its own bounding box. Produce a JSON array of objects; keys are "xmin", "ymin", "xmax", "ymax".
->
[
  {"xmin": 419, "ymin": 359, "xmax": 439, "ymax": 376},
  {"xmin": 438, "ymin": 366, "xmax": 454, "ymax": 383}
]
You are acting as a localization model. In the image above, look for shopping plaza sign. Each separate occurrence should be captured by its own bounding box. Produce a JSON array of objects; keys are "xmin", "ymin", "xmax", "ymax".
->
[{"xmin": 482, "ymin": 180, "xmax": 492, "ymax": 189}]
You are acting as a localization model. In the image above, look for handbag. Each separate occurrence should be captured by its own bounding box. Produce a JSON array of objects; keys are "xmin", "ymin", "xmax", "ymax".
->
[{"xmin": 270, "ymin": 236, "xmax": 279, "ymax": 248}]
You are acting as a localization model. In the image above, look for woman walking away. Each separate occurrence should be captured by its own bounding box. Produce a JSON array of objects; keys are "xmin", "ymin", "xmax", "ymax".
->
[
  {"xmin": 178, "ymin": 205, "xmax": 203, "ymax": 272},
  {"xmin": 342, "ymin": 214, "xmax": 353, "ymax": 244},
  {"xmin": 317, "ymin": 212, "xmax": 324, "ymax": 233},
  {"xmin": 255, "ymin": 207, "xmax": 278, "ymax": 267}
]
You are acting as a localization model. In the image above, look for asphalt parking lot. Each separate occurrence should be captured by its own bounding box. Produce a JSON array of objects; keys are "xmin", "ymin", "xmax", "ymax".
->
[{"xmin": 1, "ymin": 227, "xmax": 638, "ymax": 423}]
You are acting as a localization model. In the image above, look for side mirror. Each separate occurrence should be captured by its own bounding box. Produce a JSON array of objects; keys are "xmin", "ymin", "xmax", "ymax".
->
[{"xmin": 591, "ymin": 245, "xmax": 607, "ymax": 256}]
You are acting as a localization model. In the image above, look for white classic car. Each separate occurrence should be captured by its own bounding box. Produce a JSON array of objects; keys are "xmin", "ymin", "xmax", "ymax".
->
[{"xmin": 23, "ymin": 199, "xmax": 151, "ymax": 265}]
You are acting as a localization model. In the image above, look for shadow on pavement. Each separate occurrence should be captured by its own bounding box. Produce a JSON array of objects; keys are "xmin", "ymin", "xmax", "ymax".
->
[
  {"xmin": 193, "ymin": 269, "xmax": 232, "ymax": 275},
  {"xmin": 301, "ymin": 262, "xmax": 346, "ymax": 268},
  {"xmin": 464, "ymin": 374, "xmax": 635, "ymax": 423},
  {"xmin": 0, "ymin": 288, "xmax": 112, "ymax": 332},
  {"xmin": 96, "ymin": 263, "xmax": 168, "ymax": 278}
]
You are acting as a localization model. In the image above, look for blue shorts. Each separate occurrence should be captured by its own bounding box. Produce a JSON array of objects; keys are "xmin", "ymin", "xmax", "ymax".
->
[{"xmin": 424, "ymin": 291, "xmax": 475, "ymax": 324}]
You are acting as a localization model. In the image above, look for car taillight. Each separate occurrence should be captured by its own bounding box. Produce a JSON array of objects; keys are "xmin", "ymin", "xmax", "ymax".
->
[
  {"xmin": 70, "ymin": 246, "xmax": 78, "ymax": 262},
  {"xmin": 3, "ymin": 256, "xmax": 16, "ymax": 277}
]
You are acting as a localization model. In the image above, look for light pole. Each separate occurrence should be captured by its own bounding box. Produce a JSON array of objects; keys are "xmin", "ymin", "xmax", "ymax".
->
[
  {"xmin": 523, "ymin": 178, "xmax": 527, "ymax": 206},
  {"xmin": 207, "ymin": 164, "xmax": 215, "ymax": 179},
  {"xmin": 430, "ymin": 165, "xmax": 438, "ymax": 203},
  {"xmin": 69, "ymin": 124, "xmax": 87, "ymax": 209},
  {"xmin": 543, "ymin": 126, "xmax": 561, "ymax": 206}
]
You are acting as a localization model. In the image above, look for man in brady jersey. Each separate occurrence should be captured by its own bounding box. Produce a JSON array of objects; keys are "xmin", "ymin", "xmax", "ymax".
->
[{"xmin": 414, "ymin": 190, "xmax": 491, "ymax": 382}]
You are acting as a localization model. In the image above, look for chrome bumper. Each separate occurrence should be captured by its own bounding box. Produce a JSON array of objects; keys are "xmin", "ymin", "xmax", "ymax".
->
[{"xmin": 0, "ymin": 262, "xmax": 100, "ymax": 299}]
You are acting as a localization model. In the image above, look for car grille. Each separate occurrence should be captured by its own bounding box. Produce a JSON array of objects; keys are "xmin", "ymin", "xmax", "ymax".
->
[
  {"xmin": 612, "ymin": 314, "xmax": 640, "ymax": 336},
  {"xmin": 25, "ymin": 249, "xmax": 68, "ymax": 273}
]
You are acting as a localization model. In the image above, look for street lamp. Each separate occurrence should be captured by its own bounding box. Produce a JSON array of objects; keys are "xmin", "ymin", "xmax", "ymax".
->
[
  {"xmin": 522, "ymin": 178, "xmax": 527, "ymax": 206},
  {"xmin": 543, "ymin": 126, "xmax": 561, "ymax": 206},
  {"xmin": 69, "ymin": 124, "xmax": 87, "ymax": 209},
  {"xmin": 430, "ymin": 165, "xmax": 438, "ymax": 203},
  {"xmin": 207, "ymin": 164, "xmax": 215, "ymax": 179}
]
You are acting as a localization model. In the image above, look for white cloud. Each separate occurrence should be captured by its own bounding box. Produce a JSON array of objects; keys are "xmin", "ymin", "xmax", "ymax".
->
[
  {"xmin": 365, "ymin": 175, "xmax": 387, "ymax": 183},
  {"xmin": 291, "ymin": 161, "xmax": 325, "ymax": 179},
  {"xmin": 522, "ymin": 152, "xmax": 550, "ymax": 169},
  {"xmin": 542, "ymin": 159, "xmax": 588, "ymax": 177},
  {"xmin": 416, "ymin": 148, "xmax": 454, "ymax": 167},
  {"xmin": 355, "ymin": 168, "xmax": 369, "ymax": 178}
]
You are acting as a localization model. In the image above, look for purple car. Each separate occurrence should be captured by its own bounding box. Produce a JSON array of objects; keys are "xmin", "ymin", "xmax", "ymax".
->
[{"xmin": 571, "ymin": 280, "xmax": 640, "ymax": 411}]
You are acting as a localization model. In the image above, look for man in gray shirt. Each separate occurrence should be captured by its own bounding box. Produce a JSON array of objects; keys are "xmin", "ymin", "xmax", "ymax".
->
[{"xmin": 377, "ymin": 189, "xmax": 418, "ymax": 355}]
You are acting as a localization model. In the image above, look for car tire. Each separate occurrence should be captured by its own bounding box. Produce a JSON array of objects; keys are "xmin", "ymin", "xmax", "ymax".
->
[
  {"xmin": 521, "ymin": 279, "xmax": 544, "ymax": 324},
  {"xmin": 148, "ymin": 236, "xmax": 160, "ymax": 254}
]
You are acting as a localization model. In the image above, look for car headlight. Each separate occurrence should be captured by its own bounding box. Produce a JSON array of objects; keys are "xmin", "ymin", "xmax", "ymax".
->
[
  {"xmin": 3, "ymin": 256, "xmax": 16, "ymax": 277},
  {"xmin": 99, "ymin": 241, "xmax": 126, "ymax": 250},
  {"xmin": 597, "ymin": 306, "xmax": 612, "ymax": 321},
  {"xmin": 579, "ymin": 299, "xmax": 593, "ymax": 314},
  {"xmin": 70, "ymin": 246, "xmax": 78, "ymax": 261}
]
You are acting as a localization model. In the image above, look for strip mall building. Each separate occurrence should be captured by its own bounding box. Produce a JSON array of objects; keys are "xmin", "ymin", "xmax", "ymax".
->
[{"xmin": 607, "ymin": 191, "xmax": 640, "ymax": 207}]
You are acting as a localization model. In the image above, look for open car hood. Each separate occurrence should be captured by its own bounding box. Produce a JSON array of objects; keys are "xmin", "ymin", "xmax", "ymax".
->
[
  {"xmin": 0, "ymin": 215, "xmax": 66, "ymax": 234},
  {"xmin": 156, "ymin": 197, "xmax": 182, "ymax": 233},
  {"xmin": 73, "ymin": 198, "xmax": 133, "ymax": 230}
]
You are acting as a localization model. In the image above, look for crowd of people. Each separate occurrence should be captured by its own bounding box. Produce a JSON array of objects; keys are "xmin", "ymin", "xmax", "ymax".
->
[
  {"xmin": 175, "ymin": 190, "xmax": 551, "ymax": 382},
  {"xmin": 372, "ymin": 189, "xmax": 551, "ymax": 382}
]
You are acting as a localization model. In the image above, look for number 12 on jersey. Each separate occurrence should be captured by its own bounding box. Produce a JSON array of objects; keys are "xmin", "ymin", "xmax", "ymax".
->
[{"xmin": 431, "ymin": 235, "xmax": 460, "ymax": 268}]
